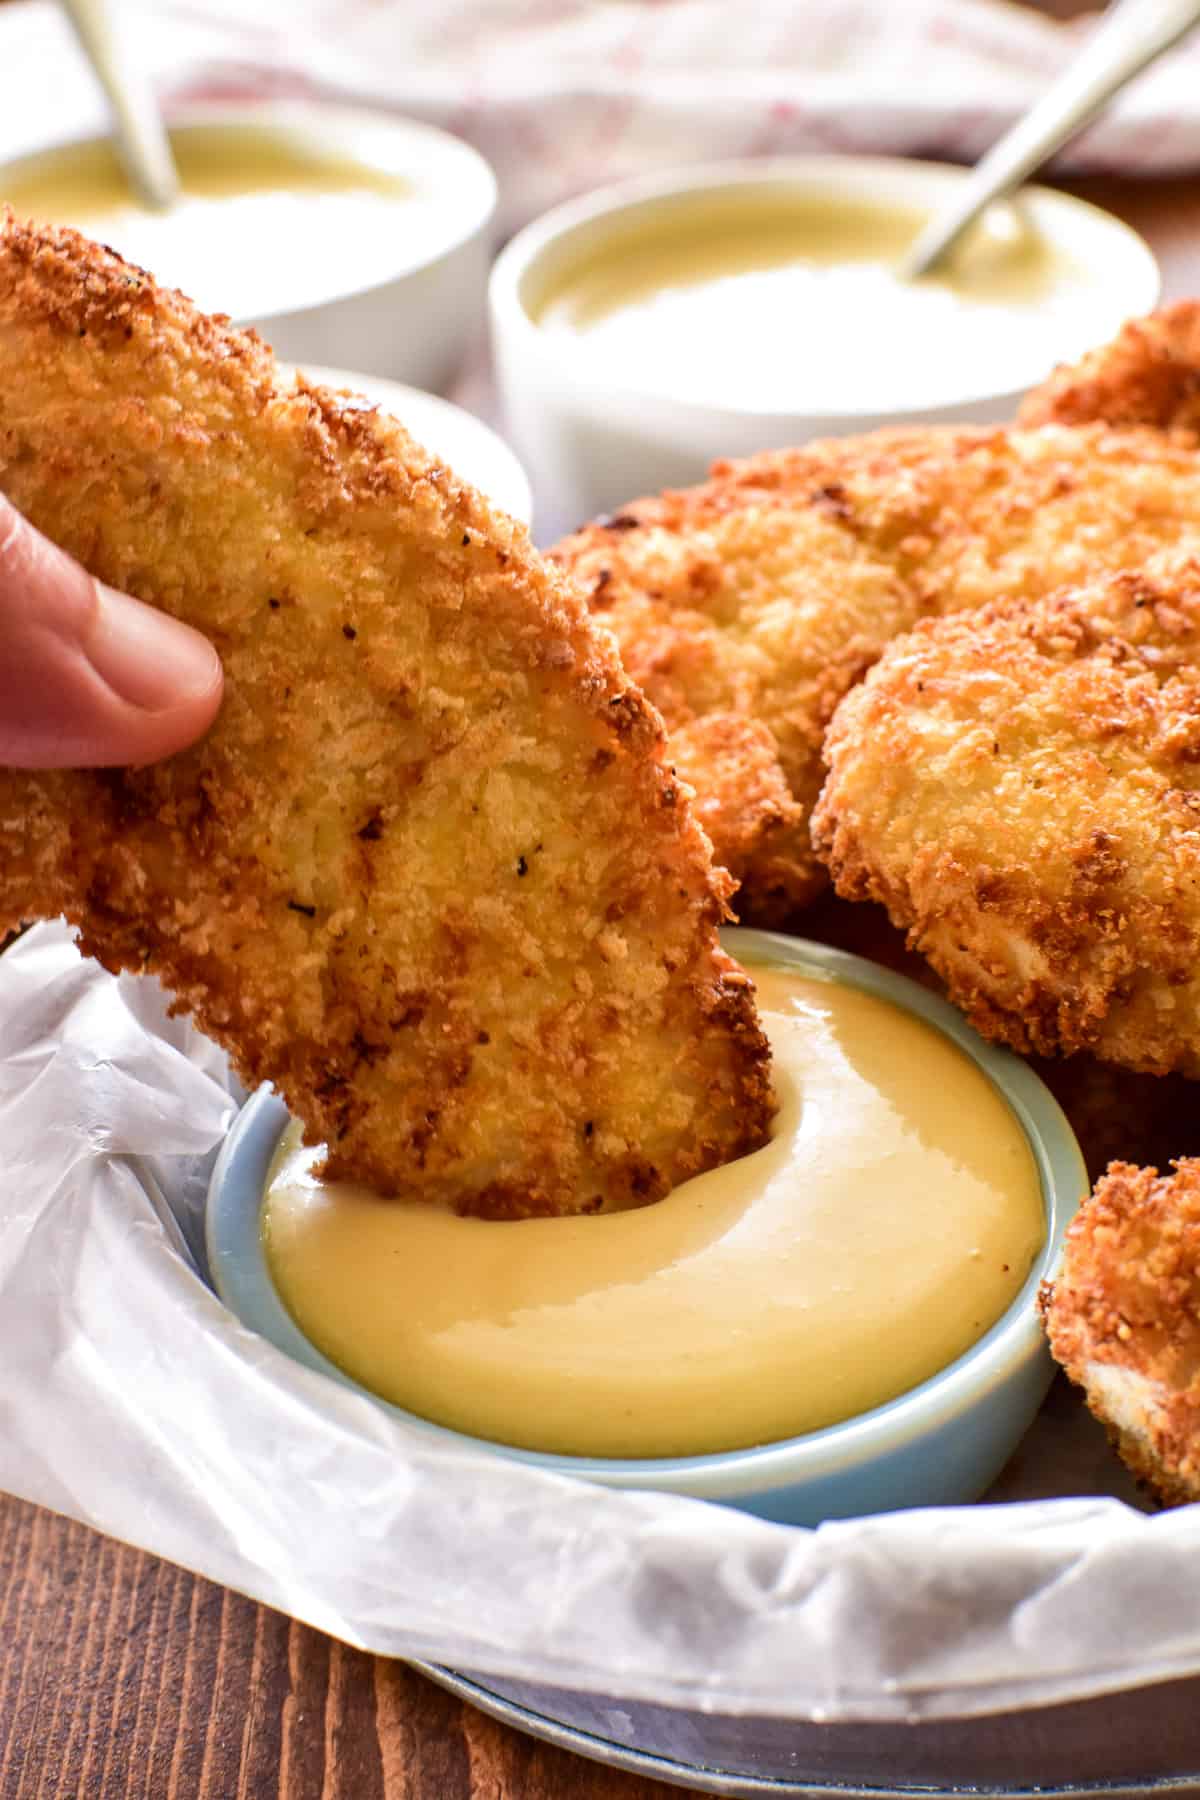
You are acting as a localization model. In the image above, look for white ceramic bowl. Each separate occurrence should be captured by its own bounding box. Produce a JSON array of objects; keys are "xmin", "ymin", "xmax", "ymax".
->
[
  {"xmin": 489, "ymin": 156, "xmax": 1161, "ymax": 541},
  {"xmin": 1, "ymin": 103, "xmax": 497, "ymax": 389},
  {"xmin": 283, "ymin": 364, "xmax": 532, "ymax": 524}
]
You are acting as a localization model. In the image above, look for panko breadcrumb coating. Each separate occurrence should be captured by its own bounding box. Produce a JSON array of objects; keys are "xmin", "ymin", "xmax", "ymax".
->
[
  {"xmin": 813, "ymin": 557, "xmax": 1200, "ymax": 1079},
  {"xmin": 1020, "ymin": 301, "xmax": 1200, "ymax": 438},
  {"xmin": 1041, "ymin": 1158, "xmax": 1200, "ymax": 1506},
  {"xmin": 0, "ymin": 212, "xmax": 773, "ymax": 1215},
  {"xmin": 552, "ymin": 422, "xmax": 1200, "ymax": 921}
]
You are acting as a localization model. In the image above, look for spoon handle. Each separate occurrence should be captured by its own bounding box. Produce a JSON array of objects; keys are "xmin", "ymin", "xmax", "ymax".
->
[
  {"xmin": 904, "ymin": 0, "xmax": 1200, "ymax": 279},
  {"xmin": 60, "ymin": 0, "xmax": 179, "ymax": 212}
]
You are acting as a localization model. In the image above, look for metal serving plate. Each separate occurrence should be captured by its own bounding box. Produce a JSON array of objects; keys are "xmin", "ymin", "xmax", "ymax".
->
[{"xmin": 417, "ymin": 1664, "xmax": 1200, "ymax": 1796}]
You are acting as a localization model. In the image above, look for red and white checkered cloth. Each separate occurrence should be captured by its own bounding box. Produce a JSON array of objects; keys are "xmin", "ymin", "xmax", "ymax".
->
[{"xmin": 4, "ymin": 0, "xmax": 1200, "ymax": 233}]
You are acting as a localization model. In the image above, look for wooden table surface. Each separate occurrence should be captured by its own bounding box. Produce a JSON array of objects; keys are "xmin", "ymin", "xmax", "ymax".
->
[{"xmin": 5, "ymin": 16, "xmax": 1200, "ymax": 1799}]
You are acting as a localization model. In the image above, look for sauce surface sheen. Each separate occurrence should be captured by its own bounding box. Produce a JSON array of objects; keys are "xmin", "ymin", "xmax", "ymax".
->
[
  {"xmin": 532, "ymin": 194, "xmax": 1116, "ymax": 412},
  {"xmin": 4, "ymin": 127, "xmax": 426, "ymax": 319},
  {"xmin": 264, "ymin": 964, "xmax": 1044, "ymax": 1458}
]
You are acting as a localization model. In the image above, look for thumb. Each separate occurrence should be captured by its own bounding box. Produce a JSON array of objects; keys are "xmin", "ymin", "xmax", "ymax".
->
[{"xmin": 0, "ymin": 494, "xmax": 222, "ymax": 769}]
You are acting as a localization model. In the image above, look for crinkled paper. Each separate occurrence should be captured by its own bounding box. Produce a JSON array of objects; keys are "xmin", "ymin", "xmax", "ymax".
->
[{"xmin": 2, "ymin": 922, "xmax": 1199, "ymax": 1725}]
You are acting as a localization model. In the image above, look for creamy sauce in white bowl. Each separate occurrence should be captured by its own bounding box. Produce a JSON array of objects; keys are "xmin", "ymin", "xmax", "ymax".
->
[{"xmin": 2, "ymin": 108, "xmax": 497, "ymax": 388}]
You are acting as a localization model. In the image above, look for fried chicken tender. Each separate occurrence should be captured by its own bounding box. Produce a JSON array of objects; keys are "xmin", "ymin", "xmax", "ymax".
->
[
  {"xmin": 553, "ymin": 423, "xmax": 1200, "ymax": 921},
  {"xmin": 814, "ymin": 556, "xmax": 1200, "ymax": 1078},
  {"xmin": 1041, "ymin": 1159, "xmax": 1200, "ymax": 1506},
  {"xmin": 0, "ymin": 213, "xmax": 773, "ymax": 1216},
  {"xmin": 1020, "ymin": 301, "xmax": 1200, "ymax": 437}
]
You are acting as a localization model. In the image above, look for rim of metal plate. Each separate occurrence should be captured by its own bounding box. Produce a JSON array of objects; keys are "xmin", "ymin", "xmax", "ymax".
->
[{"xmin": 413, "ymin": 1664, "xmax": 1200, "ymax": 1800}]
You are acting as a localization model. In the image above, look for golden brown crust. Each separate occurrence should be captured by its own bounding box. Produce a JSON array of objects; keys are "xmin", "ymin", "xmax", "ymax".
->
[
  {"xmin": 1020, "ymin": 301, "xmax": 1200, "ymax": 437},
  {"xmin": 665, "ymin": 713, "xmax": 807, "ymax": 920},
  {"xmin": 1041, "ymin": 1158, "xmax": 1200, "ymax": 1506},
  {"xmin": 553, "ymin": 419, "xmax": 1200, "ymax": 921},
  {"xmin": 814, "ymin": 558, "xmax": 1200, "ymax": 1078},
  {"xmin": 0, "ymin": 211, "xmax": 774, "ymax": 1215}
]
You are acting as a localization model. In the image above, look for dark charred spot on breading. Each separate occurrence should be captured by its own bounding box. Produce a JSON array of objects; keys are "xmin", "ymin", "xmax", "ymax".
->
[
  {"xmin": 409, "ymin": 1108, "xmax": 441, "ymax": 1165},
  {"xmin": 1070, "ymin": 830, "xmax": 1128, "ymax": 895},
  {"xmin": 810, "ymin": 481, "xmax": 853, "ymax": 521},
  {"xmin": 627, "ymin": 1159, "xmax": 667, "ymax": 1201},
  {"xmin": 972, "ymin": 869, "xmax": 1018, "ymax": 909},
  {"xmin": 385, "ymin": 988, "xmax": 428, "ymax": 1030}
]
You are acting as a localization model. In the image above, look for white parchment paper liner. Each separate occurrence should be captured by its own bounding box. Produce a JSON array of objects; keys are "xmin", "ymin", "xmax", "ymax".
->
[{"xmin": 3, "ymin": 921, "xmax": 1200, "ymax": 1725}]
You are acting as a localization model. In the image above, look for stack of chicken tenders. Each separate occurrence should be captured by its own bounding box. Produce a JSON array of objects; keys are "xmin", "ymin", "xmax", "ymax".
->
[
  {"xmin": 554, "ymin": 305, "xmax": 1200, "ymax": 1510},
  {"xmin": 3, "ymin": 210, "xmax": 1199, "ymax": 1505}
]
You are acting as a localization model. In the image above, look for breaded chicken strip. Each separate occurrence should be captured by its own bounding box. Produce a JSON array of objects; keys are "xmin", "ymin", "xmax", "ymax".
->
[
  {"xmin": 814, "ymin": 557, "xmax": 1200, "ymax": 1077},
  {"xmin": 553, "ymin": 424, "xmax": 1200, "ymax": 921},
  {"xmin": 1020, "ymin": 301, "xmax": 1200, "ymax": 437},
  {"xmin": 1041, "ymin": 1159, "xmax": 1200, "ymax": 1506},
  {"xmin": 0, "ymin": 214, "xmax": 773, "ymax": 1216}
]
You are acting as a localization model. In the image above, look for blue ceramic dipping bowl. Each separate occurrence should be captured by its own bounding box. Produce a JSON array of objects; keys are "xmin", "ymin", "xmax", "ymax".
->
[{"xmin": 205, "ymin": 927, "xmax": 1086, "ymax": 1528}]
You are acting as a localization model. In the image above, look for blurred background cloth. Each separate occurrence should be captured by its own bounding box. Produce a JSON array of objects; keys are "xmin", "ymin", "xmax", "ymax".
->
[{"xmin": 1, "ymin": 0, "xmax": 1197, "ymax": 233}]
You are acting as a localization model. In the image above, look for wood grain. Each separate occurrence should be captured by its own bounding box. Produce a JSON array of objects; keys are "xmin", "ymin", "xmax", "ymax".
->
[{"xmin": 0, "ymin": 1496, "xmax": 690, "ymax": 1799}]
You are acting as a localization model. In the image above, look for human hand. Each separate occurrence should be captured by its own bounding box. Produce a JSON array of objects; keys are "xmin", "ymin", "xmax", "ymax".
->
[{"xmin": 0, "ymin": 492, "xmax": 222, "ymax": 768}]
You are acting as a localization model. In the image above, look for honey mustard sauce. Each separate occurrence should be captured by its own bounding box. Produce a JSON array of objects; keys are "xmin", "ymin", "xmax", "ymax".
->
[
  {"xmin": 532, "ymin": 192, "xmax": 1109, "ymax": 413},
  {"xmin": 264, "ymin": 964, "xmax": 1044, "ymax": 1458},
  {"xmin": 3, "ymin": 127, "xmax": 421, "ymax": 319}
]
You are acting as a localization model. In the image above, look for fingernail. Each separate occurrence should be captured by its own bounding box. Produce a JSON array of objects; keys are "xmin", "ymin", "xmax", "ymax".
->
[{"xmin": 88, "ymin": 584, "xmax": 222, "ymax": 712}]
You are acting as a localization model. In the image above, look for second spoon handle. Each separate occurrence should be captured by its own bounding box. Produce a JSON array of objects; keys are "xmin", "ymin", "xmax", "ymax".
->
[
  {"xmin": 904, "ymin": 0, "xmax": 1200, "ymax": 279},
  {"xmin": 60, "ymin": 0, "xmax": 179, "ymax": 212}
]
